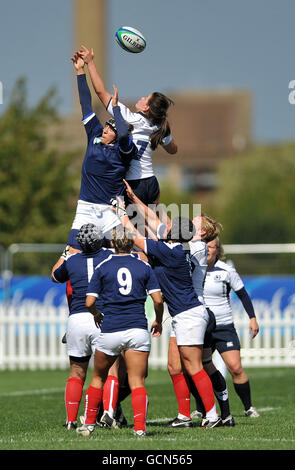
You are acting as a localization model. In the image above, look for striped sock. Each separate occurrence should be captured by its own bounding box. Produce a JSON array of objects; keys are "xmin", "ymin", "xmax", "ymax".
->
[
  {"xmin": 84, "ymin": 385, "xmax": 103, "ymax": 425},
  {"xmin": 103, "ymin": 375, "xmax": 119, "ymax": 419}
]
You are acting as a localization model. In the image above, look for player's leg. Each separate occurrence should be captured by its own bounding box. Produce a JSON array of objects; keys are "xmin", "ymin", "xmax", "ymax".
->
[
  {"xmin": 221, "ymin": 349, "xmax": 259, "ymax": 418},
  {"xmin": 99, "ymin": 356, "xmax": 121, "ymax": 428},
  {"xmin": 77, "ymin": 349, "xmax": 118, "ymax": 435},
  {"xmin": 167, "ymin": 336, "xmax": 192, "ymax": 427},
  {"xmin": 124, "ymin": 349, "xmax": 149, "ymax": 436},
  {"xmin": 64, "ymin": 312, "xmax": 95, "ymax": 429},
  {"xmin": 179, "ymin": 344, "xmax": 220, "ymax": 427},
  {"xmin": 202, "ymin": 348, "xmax": 234, "ymax": 425},
  {"xmin": 64, "ymin": 358, "xmax": 89, "ymax": 429},
  {"xmin": 174, "ymin": 307, "xmax": 221, "ymax": 428},
  {"xmin": 123, "ymin": 328, "xmax": 151, "ymax": 436}
]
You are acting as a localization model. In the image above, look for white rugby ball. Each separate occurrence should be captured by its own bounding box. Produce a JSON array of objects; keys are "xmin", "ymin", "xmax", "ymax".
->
[{"xmin": 115, "ymin": 26, "xmax": 146, "ymax": 54}]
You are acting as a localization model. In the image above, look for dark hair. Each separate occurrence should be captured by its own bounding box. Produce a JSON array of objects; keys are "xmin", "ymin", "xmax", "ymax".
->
[{"xmin": 146, "ymin": 92, "xmax": 174, "ymax": 150}]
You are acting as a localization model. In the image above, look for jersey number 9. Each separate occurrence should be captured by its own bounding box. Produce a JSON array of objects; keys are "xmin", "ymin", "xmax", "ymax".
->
[{"xmin": 117, "ymin": 268, "xmax": 132, "ymax": 295}]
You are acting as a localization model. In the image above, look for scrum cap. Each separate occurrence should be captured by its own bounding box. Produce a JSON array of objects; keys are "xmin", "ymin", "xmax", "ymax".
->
[{"xmin": 75, "ymin": 223, "xmax": 104, "ymax": 253}]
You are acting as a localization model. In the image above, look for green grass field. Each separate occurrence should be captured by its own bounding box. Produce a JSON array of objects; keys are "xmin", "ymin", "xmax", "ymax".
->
[{"xmin": 0, "ymin": 367, "xmax": 294, "ymax": 454}]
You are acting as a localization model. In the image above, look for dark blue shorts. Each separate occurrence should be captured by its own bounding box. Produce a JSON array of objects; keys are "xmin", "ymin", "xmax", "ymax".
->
[
  {"xmin": 203, "ymin": 308, "xmax": 216, "ymax": 348},
  {"xmin": 126, "ymin": 176, "xmax": 160, "ymax": 206},
  {"xmin": 210, "ymin": 323, "xmax": 241, "ymax": 354}
]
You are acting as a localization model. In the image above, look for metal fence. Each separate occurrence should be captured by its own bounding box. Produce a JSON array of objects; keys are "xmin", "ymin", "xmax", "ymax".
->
[{"xmin": 0, "ymin": 243, "xmax": 295, "ymax": 370}]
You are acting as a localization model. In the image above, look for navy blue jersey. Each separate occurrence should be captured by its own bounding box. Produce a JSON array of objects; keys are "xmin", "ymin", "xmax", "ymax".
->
[
  {"xmin": 87, "ymin": 253, "xmax": 160, "ymax": 333},
  {"xmin": 76, "ymin": 74, "xmax": 138, "ymax": 205},
  {"xmin": 145, "ymin": 239, "xmax": 201, "ymax": 317},
  {"xmin": 52, "ymin": 248, "xmax": 113, "ymax": 315},
  {"xmin": 78, "ymin": 114, "xmax": 137, "ymax": 204}
]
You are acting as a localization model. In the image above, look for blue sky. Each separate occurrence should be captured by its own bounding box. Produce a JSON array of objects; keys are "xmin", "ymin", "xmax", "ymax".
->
[{"xmin": 1, "ymin": 0, "xmax": 295, "ymax": 143}]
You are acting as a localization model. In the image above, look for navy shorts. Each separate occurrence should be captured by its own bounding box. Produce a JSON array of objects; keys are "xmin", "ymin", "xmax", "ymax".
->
[
  {"xmin": 126, "ymin": 176, "xmax": 160, "ymax": 206},
  {"xmin": 210, "ymin": 323, "xmax": 241, "ymax": 354},
  {"xmin": 203, "ymin": 308, "xmax": 216, "ymax": 348}
]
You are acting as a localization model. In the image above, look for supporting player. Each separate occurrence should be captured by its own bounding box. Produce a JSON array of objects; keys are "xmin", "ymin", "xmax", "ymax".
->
[
  {"xmin": 51, "ymin": 223, "xmax": 114, "ymax": 429},
  {"xmin": 116, "ymin": 199, "xmax": 222, "ymax": 428},
  {"xmin": 203, "ymin": 236, "xmax": 260, "ymax": 418},
  {"xmin": 122, "ymin": 181, "xmax": 232, "ymax": 426},
  {"xmin": 76, "ymin": 227, "xmax": 163, "ymax": 437}
]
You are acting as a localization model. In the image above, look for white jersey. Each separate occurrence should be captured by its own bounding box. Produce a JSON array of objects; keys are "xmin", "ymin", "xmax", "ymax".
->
[
  {"xmin": 203, "ymin": 259, "xmax": 244, "ymax": 326},
  {"xmin": 188, "ymin": 239, "xmax": 208, "ymax": 303},
  {"xmin": 107, "ymin": 100, "xmax": 172, "ymax": 180}
]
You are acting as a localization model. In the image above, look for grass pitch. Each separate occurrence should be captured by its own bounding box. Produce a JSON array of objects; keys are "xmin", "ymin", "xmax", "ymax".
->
[{"xmin": 0, "ymin": 367, "xmax": 294, "ymax": 455}]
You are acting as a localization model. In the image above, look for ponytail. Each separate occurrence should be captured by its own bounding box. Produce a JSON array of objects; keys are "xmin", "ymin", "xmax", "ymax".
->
[{"xmin": 146, "ymin": 92, "xmax": 174, "ymax": 150}]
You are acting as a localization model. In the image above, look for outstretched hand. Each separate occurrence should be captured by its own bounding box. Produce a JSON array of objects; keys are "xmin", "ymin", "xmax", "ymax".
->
[
  {"xmin": 78, "ymin": 45, "xmax": 94, "ymax": 64},
  {"xmin": 111, "ymin": 84, "xmax": 118, "ymax": 107},
  {"xmin": 71, "ymin": 51, "xmax": 85, "ymax": 71},
  {"xmin": 123, "ymin": 179, "xmax": 136, "ymax": 202}
]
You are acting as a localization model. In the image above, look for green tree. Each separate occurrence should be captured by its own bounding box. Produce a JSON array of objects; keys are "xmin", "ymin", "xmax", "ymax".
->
[
  {"xmin": 0, "ymin": 78, "xmax": 80, "ymax": 249},
  {"xmin": 210, "ymin": 143, "xmax": 295, "ymax": 244}
]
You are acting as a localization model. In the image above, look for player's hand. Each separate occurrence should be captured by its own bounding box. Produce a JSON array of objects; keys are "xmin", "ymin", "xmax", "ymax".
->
[
  {"xmin": 123, "ymin": 179, "xmax": 136, "ymax": 201},
  {"xmin": 71, "ymin": 51, "xmax": 85, "ymax": 71},
  {"xmin": 93, "ymin": 312, "xmax": 103, "ymax": 328},
  {"xmin": 111, "ymin": 85, "xmax": 118, "ymax": 107},
  {"xmin": 79, "ymin": 45, "xmax": 94, "ymax": 64},
  {"xmin": 151, "ymin": 321, "xmax": 162, "ymax": 337},
  {"xmin": 249, "ymin": 318, "xmax": 259, "ymax": 338}
]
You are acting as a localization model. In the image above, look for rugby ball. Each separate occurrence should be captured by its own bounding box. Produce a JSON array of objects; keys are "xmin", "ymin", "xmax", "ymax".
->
[{"xmin": 115, "ymin": 26, "xmax": 146, "ymax": 53}]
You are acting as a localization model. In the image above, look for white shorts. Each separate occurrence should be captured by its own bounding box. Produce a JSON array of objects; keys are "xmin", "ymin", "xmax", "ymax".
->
[
  {"xmin": 170, "ymin": 305, "xmax": 209, "ymax": 346},
  {"xmin": 66, "ymin": 311, "xmax": 101, "ymax": 358},
  {"xmin": 71, "ymin": 200, "xmax": 121, "ymax": 236},
  {"xmin": 96, "ymin": 328, "xmax": 151, "ymax": 356}
]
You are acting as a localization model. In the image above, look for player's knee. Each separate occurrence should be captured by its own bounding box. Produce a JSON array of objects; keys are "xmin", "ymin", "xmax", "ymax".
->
[
  {"xmin": 167, "ymin": 362, "xmax": 182, "ymax": 376},
  {"xmin": 228, "ymin": 362, "xmax": 243, "ymax": 378}
]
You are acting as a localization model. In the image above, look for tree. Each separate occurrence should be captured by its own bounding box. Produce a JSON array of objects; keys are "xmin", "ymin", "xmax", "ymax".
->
[
  {"xmin": 209, "ymin": 143, "xmax": 295, "ymax": 244},
  {"xmin": 0, "ymin": 78, "xmax": 80, "ymax": 249}
]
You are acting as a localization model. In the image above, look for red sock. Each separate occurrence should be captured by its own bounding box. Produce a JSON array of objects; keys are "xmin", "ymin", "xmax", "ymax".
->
[
  {"xmin": 170, "ymin": 373, "xmax": 191, "ymax": 418},
  {"xmin": 84, "ymin": 385, "xmax": 103, "ymax": 425},
  {"xmin": 66, "ymin": 280, "xmax": 73, "ymax": 311},
  {"xmin": 103, "ymin": 375, "xmax": 119, "ymax": 418},
  {"xmin": 191, "ymin": 369, "xmax": 217, "ymax": 420},
  {"xmin": 131, "ymin": 387, "xmax": 148, "ymax": 432},
  {"xmin": 65, "ymin": 377, "xmax": 84, "ymax": 423}
]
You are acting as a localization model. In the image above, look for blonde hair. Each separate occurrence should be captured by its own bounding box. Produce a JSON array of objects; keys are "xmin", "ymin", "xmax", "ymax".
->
[
  {"xmin": 111, "ymin": 226, "xmax": 135, "ymax": 253},
  {"xmin": 201, "ymin": 214, "xmax": 223, "ymax": 242}
]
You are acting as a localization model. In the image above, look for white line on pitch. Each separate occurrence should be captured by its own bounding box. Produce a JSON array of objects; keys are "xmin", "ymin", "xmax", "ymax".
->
[{"xmin": 0, "ymin": 388, "xmax": 64, "ymax": 397}]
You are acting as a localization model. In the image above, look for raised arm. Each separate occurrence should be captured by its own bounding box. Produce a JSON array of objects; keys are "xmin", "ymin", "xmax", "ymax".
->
[
  {"xmin": 111, "ymin": 85, "xmax": 135, "ymax": 154},
  {"xmin": 78, "ymin": 45, "xmax": 112, "ymax": 109},
  {"xmin": 123, "ymin": 179, "xmax": 163, "ymax": 236},
  {"xmin": 71, "ymin": 52, "xmax": 93, "ymax": 119}
]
